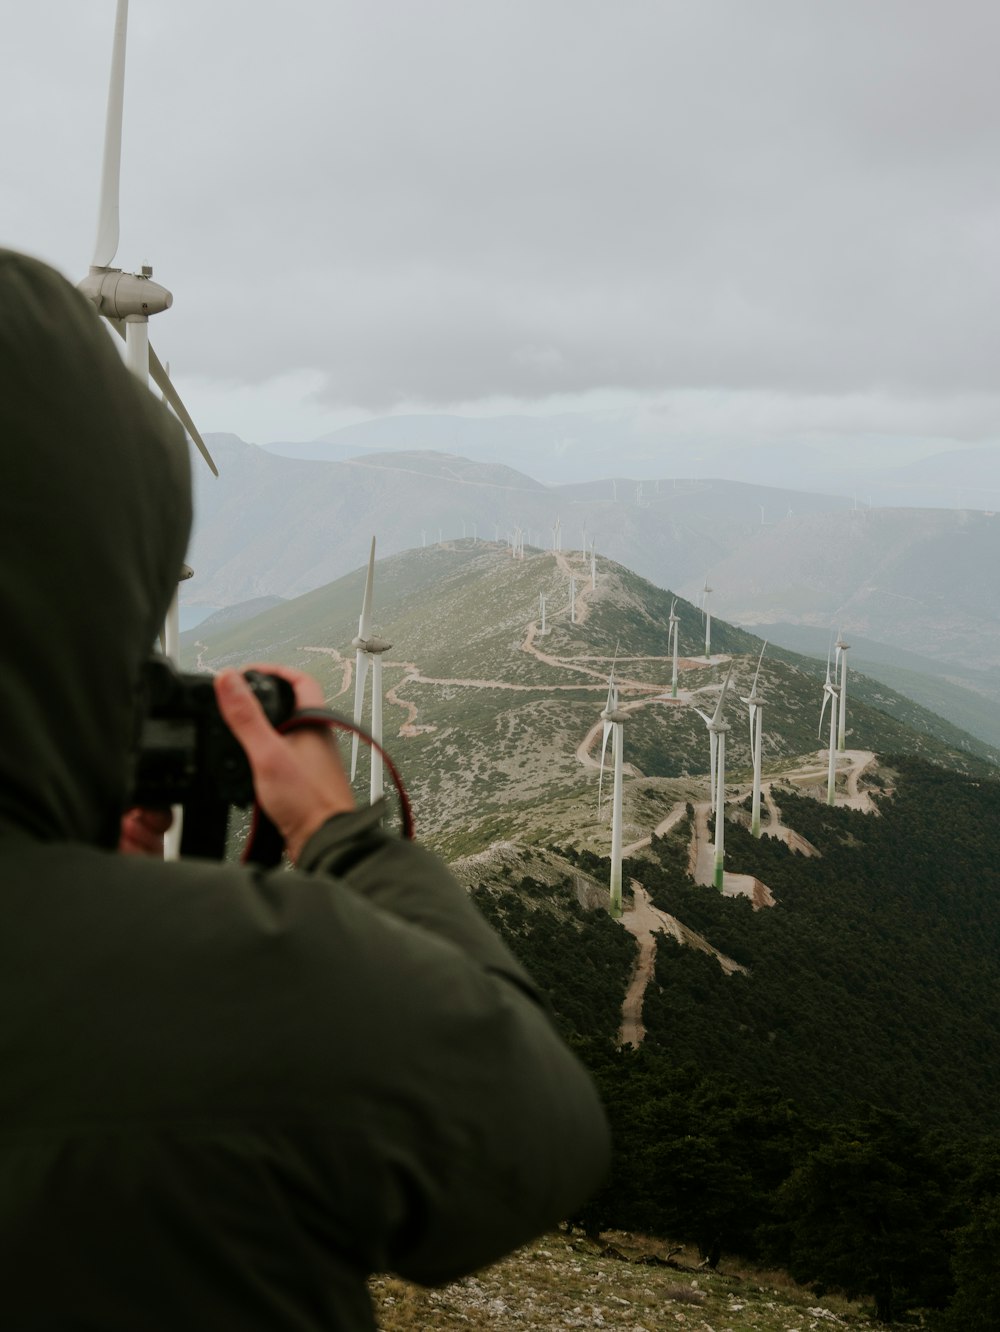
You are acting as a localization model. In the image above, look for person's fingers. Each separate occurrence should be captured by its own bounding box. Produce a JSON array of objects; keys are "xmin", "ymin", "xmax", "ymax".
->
[
  {"xmin": 235, "ymin": 662, "xmax": 326, "ymax": 711},
  {"xmin": 214, "ymin": 669, "xmax": 291, "ymax": 777},
  {"xmin": 119, "ymin": 807, "xmax": 173, "ymax": 856}
]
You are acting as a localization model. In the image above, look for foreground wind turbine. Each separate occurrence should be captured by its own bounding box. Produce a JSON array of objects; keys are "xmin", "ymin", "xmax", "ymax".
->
[
  {"xmin": 598, "ymin": 659, "xmax": 628, "ymax": 918},
  {"xmin": 351, "ymin": 538, "xmax": 393, "ymax": 802},
  {"xmin": 539, "ymin": 593, "xmax": 547, "ymax": 635},
  {"xmin": 668, "ymin": 598, "xmax": 680, "ymax": 699},
  {"xmin": 835, "ymin": 629, "xmax": 850, "ymax": 751},
  {"xmin": 819, "ymin": 649, "xmax": 841, "ymax": 806},
  {"xmin": 702, "ymin": 576, "xmax": 713, "ymax": 658},
  {"xmin": 78, "ymin": 0, "xmax": 217, "ymax": 482},
  {"xmin": 694, "ymin": 663, "xmax": 734, "ymax": 888},
  {"xmin": 741, "ymin": 643, "xmax": 767, "ymax": 837}
]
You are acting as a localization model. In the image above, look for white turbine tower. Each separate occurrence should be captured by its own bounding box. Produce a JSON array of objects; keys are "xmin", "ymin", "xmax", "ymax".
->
[
  {"xmin": 742, "ymin": 643, "xmax": 767, "ymax": 838},
  {"xmin": 598, "ymin": 660, "xmax": 628, "ymax": 918},
  {"xmin": 694, "ymin": 662, "xmax": 734, "ymax": 888},
  {"xmin": 835, "ymin": 629, "xmax": 850, "ymax": 751},
  {"xmin": 539, "ymin": 593, "xmax": 547, "ymax": 635},
  {"xmin": 668, "ymin": 598, "xmax": 680, "ymax": 699},
  {"xmin": 702, "ymin": 577, "xmax": 713, "ymax": 659},
  {"xmin": 351, "ymin": 538, "xmax": 393, "ymax": 804},
  {"xmin": 819, "ymin": 649, "xmax": 841, "ymax": 807},
  {"xmin": 590, "ymin": 540, "xmax": 597, "ymax": 590}
]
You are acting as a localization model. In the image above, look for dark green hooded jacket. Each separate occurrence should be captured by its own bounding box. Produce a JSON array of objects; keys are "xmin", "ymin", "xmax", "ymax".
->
[{"xmin": 0, "ymin": 251, "xmax": 610, "ymax": 1329}]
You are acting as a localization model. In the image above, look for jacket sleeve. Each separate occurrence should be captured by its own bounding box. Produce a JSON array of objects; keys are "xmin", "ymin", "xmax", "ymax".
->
[{"xmin": 295, "ymin": 807, "xmax": 611, "ymax": 1283}]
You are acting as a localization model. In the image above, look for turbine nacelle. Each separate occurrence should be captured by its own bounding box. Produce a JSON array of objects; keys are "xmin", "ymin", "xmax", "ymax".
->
[
  {"xmin": 352, "ymin": 634, "xmax": 392, "ymax": 655},
  {"xmin": 78, "ymin": 265, "xmax": 172, "ymax": 320}
]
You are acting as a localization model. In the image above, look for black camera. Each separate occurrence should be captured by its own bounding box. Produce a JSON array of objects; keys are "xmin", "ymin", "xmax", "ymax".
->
[{"xmin": 131, "ymin": 656, "xmax": 295, "ymax": 813}]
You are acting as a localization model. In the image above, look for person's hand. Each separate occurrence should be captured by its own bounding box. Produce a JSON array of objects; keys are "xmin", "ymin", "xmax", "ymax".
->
[
  {"xmin": 120, "ymin": 807, "xmax": 173, "ymax": 857},
  {"xmin": 214, "ymin": 665, "xmax": 356, "ymax": 864}
]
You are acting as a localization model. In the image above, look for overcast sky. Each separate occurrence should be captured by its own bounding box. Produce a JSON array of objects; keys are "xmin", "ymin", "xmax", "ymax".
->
[{"xmin": 2, "ymin": 1, "xmax": 999, "ymax": 461}]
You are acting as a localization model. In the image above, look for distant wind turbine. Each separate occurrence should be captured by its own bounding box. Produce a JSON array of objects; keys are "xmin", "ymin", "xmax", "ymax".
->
[
  {"xmin": 668, "ymin": 598, "xmax": 680, "ymax": 699},
  {"xmin": 819, "ymin": 647, "xmax": 840, "ymax": 807},
  {"xmin": 835, "ymin": 630, "xmax": 850, "ymax": 751},
  {"xmin": 701, "ymin": 577, "xmax": 713, "ymax": 659},
  {"xmin": 598, "ymin": 657, "xmax": 628, "ymax": 917},
  {"xmin": 693, "ymin": 663, "xmax": 734, "ymax": 889},
  {"xmin": 351, "ymin": 537, "xmax": 393, "ymax": 803},
  {"xmin": 539, "ymin": 593, "xmax": 547, "ymax": 635},
  {"xmin": 741, "ymin": 643, "xmax": 767, "ymax": 838}
]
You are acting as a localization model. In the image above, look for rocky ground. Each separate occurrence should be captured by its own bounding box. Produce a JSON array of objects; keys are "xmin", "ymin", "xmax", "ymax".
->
[{"xmin": 370, "ymin": 1231, "xmax": 891, "ymax": 1331}]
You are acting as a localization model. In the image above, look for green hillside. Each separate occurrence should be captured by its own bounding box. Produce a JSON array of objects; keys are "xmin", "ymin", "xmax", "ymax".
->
[{"xmin": 184, "ymin": 541, "xmax": 998, "ymax": 859}]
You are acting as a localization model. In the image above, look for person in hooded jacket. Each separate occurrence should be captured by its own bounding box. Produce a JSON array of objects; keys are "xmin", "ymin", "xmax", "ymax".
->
[{"xmin": 0, "ymin": 249, "xmax": 610, "ymax": 1330}]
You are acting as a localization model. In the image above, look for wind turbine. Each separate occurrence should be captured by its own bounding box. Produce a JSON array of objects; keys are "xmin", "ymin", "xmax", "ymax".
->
[
  {"xmin": 81, "ymin": 0, "xmax": 219, "ymax": 865},
  {"xmin": 701, "ymin": 576, "xmax": 713, "ymax": 659},
  {"xmin": 590, "ymin": 540, "xmax": 597, "ymax": 590},
  {"xmin": 539, "ymin": 593, "xmax": 547, "ymax": 635},
  {"xmin": 835, "ymin": 629, "xmax": 850, "ymax": 751},
  {"xmin": 742, "ymin": 643, "xmax": 767, "ymax": 838},
  {"xmin": 597, "ymin": 657, "xmax": 628, "ymax": 918},
  {"xmin": 569, "ymin": 576, "xmax": 577, "ymax": 623},
  {"xmin": 819, "ymin": 648, "xmax": 840, "ymax": 806},
  {"xmin": 668, "ymin": 598, "xmax": 680, "ymax": 699},
  {"xmin": 351, "ymin": 537, "xmax": 393, "ymax": 803},
  {"xmin": 694, "ymin": 662, "xmax": 734, "ymax": 888},
  {"xmin": 78, "ymin": 0, "xmax": 217, "ymax": 486}
]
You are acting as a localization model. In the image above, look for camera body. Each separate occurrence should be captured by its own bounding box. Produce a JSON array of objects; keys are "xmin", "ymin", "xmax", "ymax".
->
[{"xmin": 131, "ymin": 657, "xmax": 295, "ymax": 810}]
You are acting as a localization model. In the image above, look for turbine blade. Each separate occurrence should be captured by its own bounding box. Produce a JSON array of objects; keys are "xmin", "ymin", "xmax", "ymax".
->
[
  {"xmin": 751, "ymin": 641, "xmax": 767, "ymax": 695},
  {"xmin": 711, "ymin": 661, "xmax": 735, "ymax": 725},
  {"xmin": 598, "ymin": 720, "xmax": 613, "ymax": 807},
  {"xmin": 819, "ymin": 687, "xmax": 831, "ymax": 739},
  {"xmin": 92, "ymin": 0, "xmax": 129, "ymax": 268},
  {"xmin": 359, "ymin": 537, "xmax": 376, "ymax": 638},
  {"xmin": 146, "ymin": 343, "xmax": 219, "ymax": 476}
]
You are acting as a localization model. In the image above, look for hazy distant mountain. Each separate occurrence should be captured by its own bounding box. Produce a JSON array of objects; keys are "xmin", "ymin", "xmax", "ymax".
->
[
  {"xmin": 262, "ymin": 411, "xmax": 1000, "ymax": 506},
  {"xmin": 700, "ymin": 506, "xmax": 1000, "ymax": 669},
  {"xmin": 264, "ymin": 411, "xmax": 658, "ymax": 484},
  {"xmin": 188, "ymin": 434, "xmax": 848, "ymax": 607}
]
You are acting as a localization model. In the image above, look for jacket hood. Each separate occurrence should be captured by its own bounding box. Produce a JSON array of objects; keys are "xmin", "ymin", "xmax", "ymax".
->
[{"xmin": 0, "ymin": 250, "xmax": 192, "ymax": 847}]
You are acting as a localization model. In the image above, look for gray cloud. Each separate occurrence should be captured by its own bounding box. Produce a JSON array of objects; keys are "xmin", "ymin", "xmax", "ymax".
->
[{"xmin": 3, "ymin": 1, "xmax": 1000, "ymax": 422}]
